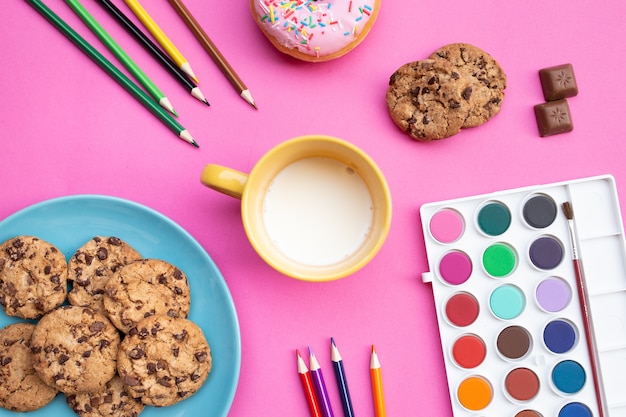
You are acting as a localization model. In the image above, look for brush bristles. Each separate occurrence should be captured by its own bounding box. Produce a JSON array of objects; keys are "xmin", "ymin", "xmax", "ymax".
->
[{"xmin": 562, "ymin": 201, "xmax": 574, "ymax": 220}]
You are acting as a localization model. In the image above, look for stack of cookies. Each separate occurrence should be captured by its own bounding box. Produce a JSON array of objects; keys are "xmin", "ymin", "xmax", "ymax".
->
[
  {"xmin": 0, "ymin": 235, "xmax": 212, "ymax": 415},
  {"xmin": 386, "ymin": 43, "xmax": 506, "ymax": 141}
]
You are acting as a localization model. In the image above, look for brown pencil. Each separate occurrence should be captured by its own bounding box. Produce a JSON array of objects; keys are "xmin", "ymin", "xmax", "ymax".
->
[{"xmin": 167, "ymin": 0, "xmax": 257, "ymax": 109}]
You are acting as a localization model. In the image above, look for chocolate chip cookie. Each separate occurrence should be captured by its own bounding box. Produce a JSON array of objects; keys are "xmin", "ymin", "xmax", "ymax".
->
[
  {"xmin": 430, "ymin": 43, "xmax": 506, "ymax": 128},
  {"xmin": 0, "ymin": 236, "xmax": 67, "ymax": 319},
  {"xmin": 386, "ymin": 59, "xmax": 473, "ymax": 141},
  {"xmin": 66, "ymin": 375, "xmax": 144, "ymax": 417},
  {"xmin": 117, "ymin": 315, "xmax": 212, "ymax": 407},
  {"xmin": 30, "ymin": 306, "xmax": 121, "ymax": 394},
  {"xmin": 0, "ymin": 322, "xmax": 58, "ymax": 411},
  {"xmin": 103, "ymin": 259, "xmax": 191, "ymax": 334},
  {"xmin": 68, "ymin": 236, "xmax": 142, "ymax": 314}
]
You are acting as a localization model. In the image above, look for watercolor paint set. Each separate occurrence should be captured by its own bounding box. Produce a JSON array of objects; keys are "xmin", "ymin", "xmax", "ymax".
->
[{"xmin": 420, "ymin": 175, "xmax": 626, "ymax": 417}]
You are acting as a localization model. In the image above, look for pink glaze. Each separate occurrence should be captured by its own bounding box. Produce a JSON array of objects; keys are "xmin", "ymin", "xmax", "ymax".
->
[{"xmin": 254, "ymin": 1, "xmax": 376, "ymax": 59}]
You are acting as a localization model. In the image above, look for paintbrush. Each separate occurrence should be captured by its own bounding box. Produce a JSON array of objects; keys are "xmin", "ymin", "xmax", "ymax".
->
[{"xmin": 562, "ymin": 201, "xmax": 608, "ymax": 417}]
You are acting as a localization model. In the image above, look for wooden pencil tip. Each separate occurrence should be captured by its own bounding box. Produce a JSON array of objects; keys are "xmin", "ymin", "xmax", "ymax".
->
[
  {"xmin": 203, "ymin": 99, "xmax": 211, "ymax": 106},
  {"xmin": 241, "ymin": 89, "xmax": 257, "ymax": 109}
]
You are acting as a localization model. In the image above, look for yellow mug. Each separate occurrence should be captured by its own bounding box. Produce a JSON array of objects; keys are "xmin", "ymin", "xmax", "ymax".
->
[{"xmin": 201, "ymin": 135, "xmax": 392, "ymax": 282}]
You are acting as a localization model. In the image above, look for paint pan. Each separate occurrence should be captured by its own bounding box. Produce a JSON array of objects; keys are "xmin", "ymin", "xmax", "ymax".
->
[{"xmin": 420, "ymin": 175, "xmax": 626, "ymax": 417}]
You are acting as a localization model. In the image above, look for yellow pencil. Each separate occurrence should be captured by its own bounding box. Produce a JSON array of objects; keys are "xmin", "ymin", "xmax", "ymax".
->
[
  {"xmin": 370, "ymin": 345, "xmax": 387, "ymax": 417},
  {"xmin": 122, "ymin": 0, "xmax": 199, "ymax": 82}
]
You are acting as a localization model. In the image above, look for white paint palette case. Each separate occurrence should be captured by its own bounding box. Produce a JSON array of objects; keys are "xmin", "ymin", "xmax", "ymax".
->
[{"xmin": 420, "ymin": 175, "xmax": 626, "ymax": 417}]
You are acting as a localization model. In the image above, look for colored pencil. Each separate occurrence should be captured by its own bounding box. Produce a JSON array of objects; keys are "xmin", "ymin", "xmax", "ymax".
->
[
  {"xmin": 24, "ymin": 0, "xmax": 198, "ymax": 148},
  {"xmin": 95, "ymin": 0, "xmax": 209, "ymax": 106},
  {"xmin": 297, "ymin": 350, "xmax": 324, "ymax": 417},
  {"xmin": 166, "ymin": 0, "xmax": 257, "ymax": 109},
  {"xmin": 370, "ymin": 346, "xmax": 386, "ymax": 417},
  {"xmin": 562, "ymin": 202, "xmax": 608, "ymax": 417},
  {"xmin": 330, "ymin": 338, "xmax": 355, "ymax": 417},
  {"xmin": 308, "ymin": 347, "xmax": 335, "ymax": 417},
  {"xmin": 122, "ymin": 0, "xmax": 199, "ymax": 82},
  {"xmin": 65, "ymin": 0, "xmax": 178, "ymax": 116}
]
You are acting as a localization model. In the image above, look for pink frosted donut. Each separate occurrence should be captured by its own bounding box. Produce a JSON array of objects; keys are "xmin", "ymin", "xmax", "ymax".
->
[{"xmin": 250, "ymin": 0, "xmax": 380, "ymax": 62}]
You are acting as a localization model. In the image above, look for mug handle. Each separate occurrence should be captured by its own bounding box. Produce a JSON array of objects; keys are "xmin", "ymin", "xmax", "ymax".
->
[{"xmin": 201, "ymin": 164, "xmax": 248, "ymax": 199}]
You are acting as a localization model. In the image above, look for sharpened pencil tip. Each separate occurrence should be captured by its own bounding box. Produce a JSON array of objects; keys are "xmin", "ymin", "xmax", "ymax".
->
[
  {"xmin": 241, "ymin": 89, "xmax": 257, "ymax": 109},
  {"xmin": 203, "ymin": 99, "xmax": 211, "ymax": 106},
  {"xmin": 330, "ymin": 337, "xmax": 336, "ymax": 346}
]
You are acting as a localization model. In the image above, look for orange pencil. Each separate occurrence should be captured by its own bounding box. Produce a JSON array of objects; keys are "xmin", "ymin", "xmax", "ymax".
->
[
  {"xmin": 297, "ymin": 349, "xmax": 323, "ymax": 417},
  {"xmin": 370, "ymin": 345, "xmax": 387, "ymax": 417}
]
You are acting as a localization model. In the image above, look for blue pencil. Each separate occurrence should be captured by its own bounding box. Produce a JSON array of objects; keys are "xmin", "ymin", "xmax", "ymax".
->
[
  {"xmin": 330, "ymin": 338, "xmax": 355, "ymax": 417},
  {"xmin": 309, "ymin": 346, "xmax": 335, "ymax": 417}
]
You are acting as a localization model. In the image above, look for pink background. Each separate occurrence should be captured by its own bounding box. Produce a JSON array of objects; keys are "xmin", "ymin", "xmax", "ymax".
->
[{"xmin": 2, "ymin": 0, "xmax": 626, "ymax": 416}]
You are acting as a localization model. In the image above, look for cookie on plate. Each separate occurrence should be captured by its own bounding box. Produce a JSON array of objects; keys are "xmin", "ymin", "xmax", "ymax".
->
[
  {"xmin": 386, "ymin": 59, "xmax": 473, "ymax": 141},
  {"xmin": 0, "ymin": 322, "xmax": 58, "ymax": 412},
  {"xmin": 68, "ymin": 236, "xmax": 142, "ymax": 314},
  {"xmin": 429, "ymin": 43, "xmax": 506, "ymax": 128},
  {"xmin": 117, "ymin": 315, "xmax": 212, "ymax": 407},
  {"xmin": 30, "ymin": 306, "xmax": 121, "ymax": 394},
  {"xmin": 0, "ymin": 236, "xmax": 67, "ymax": 319},
  {"xmin": 103, "ymin": 259, "xmax": 191, "ymax": 334},
  {"xmin": 66, "ymin": 375, "xmax": 144, "ymax": 417}
]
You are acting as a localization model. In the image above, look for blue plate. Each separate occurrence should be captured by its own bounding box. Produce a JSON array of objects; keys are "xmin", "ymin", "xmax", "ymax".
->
[{"xmin": 0, "ymin": 195, "xmax": 241, "ymax": 417}]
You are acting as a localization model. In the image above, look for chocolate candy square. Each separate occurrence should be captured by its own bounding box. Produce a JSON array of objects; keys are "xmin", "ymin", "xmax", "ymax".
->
[
  {"xmin": 533, "ymin": 99, "xmax": 573, "ymax": 137},
  {"xmin": 539, "ymin": 64, "xmax": 578, "ymax": 101}
]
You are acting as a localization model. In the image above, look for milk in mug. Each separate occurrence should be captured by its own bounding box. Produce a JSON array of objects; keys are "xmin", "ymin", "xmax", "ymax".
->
[{"xmin": 262, "ymin": 157, "xmax": 374, "ymax": 266}]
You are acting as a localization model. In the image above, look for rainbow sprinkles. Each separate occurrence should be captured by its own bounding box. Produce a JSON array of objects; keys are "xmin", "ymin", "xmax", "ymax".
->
[{"xmin": 255, "ymin": 0, "xmax": 374, "ymax": 58}]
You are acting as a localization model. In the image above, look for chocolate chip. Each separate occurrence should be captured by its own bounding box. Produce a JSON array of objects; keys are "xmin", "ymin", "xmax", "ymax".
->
[
  {"xmin": 83, "ymin": 350, "xmax": 92, "ymax": 358},
  {"xmin": 58, "ymin": 354, "xmax": 70, "ymax": 364},
  {"xmin": 124, "ymin": 375, "xmax": 141, "ymax": 386},
  {"xmin": 157, "ymin": 376, "xmax": 172, "ymax": 387},
  {"xmin": 1, "ymin": 357, "xmax": 12, "ymax": 366},
  {"xmin": 90, "ymin": 321, "xmax": 105, "ymax": 333},
  {"xmin": 428, "ymin": 75, "xmax": 438, "ymax": 85},
  {"xmin": 195, "ymin": 351, "xmax": 208, "ymax": 362},
  {"xmin": 449, "ymin": 100, "xmax": 460, "ymax": 109},
  {"xmin": 173, "ymin": 330, "xmax": 188, "ymax": 341},
  {"xmin": 147, "ymin": 363, "xmax": 157, "ymax": 374},
  {"xmin": 158, "ymin": 275, "xmax": 168, "ymax": 285},
  {"xmin": 462, "ymin": 87, "xmax": 473, "ymax": 100},
  {"xmin": 422, "ymin": 115, "xmax": 431, "ymax": 125},
  {"xmin": 96, "ymin": 247, "xmax": 108, "ymax": 260},
  {"xmin": 84, "ymin": 254, "xmax": 94, "ymax": 266},
  {"xmin": 173, "ymin": 269, "xmax": 183, "ymax": 280},
  {"xmin": 108, "ymin": 237, "xmax": 122, "ymax": 246},
  {"xmin": 129, "ymin": 348, "xmax": 144, "ymax": 359},
  {"xmin": 44, "ymin": 265, "xmax": 51, "ymax": 274}
]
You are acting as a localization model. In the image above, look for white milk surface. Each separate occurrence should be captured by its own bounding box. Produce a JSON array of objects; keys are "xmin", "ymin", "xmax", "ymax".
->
[{"xmin": 262, "ymin": 157, "xmax": 374, "ymax": 266}]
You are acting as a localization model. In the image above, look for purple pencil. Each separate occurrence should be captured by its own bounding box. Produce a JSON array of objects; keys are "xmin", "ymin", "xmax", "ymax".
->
[{"xmin": 308, "ymin": 346, "xmax": 335, "ymax": 417}]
